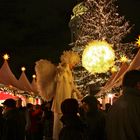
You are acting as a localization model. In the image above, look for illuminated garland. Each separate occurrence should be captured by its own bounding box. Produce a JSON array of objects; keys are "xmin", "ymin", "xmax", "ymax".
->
[{"xmin": 69, "ymin": 0, "xmax": 137, "ymax": 95}]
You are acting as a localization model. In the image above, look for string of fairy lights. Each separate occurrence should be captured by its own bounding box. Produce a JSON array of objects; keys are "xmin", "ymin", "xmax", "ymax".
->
[
  {"xmin": 0, "ymin": 54, "xmax": 39, "ymax": 99},
  {"xmin": 69, "ymin": 0, "xmax": 139, "ymax": 95}
]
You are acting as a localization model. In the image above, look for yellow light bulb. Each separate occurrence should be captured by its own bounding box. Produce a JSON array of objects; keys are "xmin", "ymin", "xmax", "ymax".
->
[
  {"xmin": 3, "ymin": 54, "xmax": 9, "ymax": 60},
  {"xmin": 21, "ymin": 67, "xmax": 26, "ymax": 71},
  {"xmin": 32, "ymin": 75, "xmax": 36, "ymax": 78}
]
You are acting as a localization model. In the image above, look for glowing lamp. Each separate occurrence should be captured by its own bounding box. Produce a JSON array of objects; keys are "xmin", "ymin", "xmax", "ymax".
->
[
  {"xmin": 32, "ymin": 74, "xmax": 36, "ymax": 79},
  {"xmin": 82, "ymin": 40, "xmax": 115, "ymax": 74},
  {"xmin": 3, "ymin": 54, "xmax": 9, "ymax": 60},
  {"xmin": 21, "ymin": 67, "xmax": 26, "ymax": 71}
]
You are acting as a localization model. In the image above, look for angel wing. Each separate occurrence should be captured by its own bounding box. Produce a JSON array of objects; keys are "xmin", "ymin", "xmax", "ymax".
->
[{"xmin": 35, "ymin": 59, "xmax": 56, "ymax": 101}]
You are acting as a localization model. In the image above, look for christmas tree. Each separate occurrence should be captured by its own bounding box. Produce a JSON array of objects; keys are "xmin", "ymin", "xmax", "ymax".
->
[{"xmin": 69, "ymin": 0, "xmax": 137, "ymax": 95}]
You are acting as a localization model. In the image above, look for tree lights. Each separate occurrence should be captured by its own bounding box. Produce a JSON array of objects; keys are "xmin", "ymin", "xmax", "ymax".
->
[
  {"xmin": 69, "ymin": 0, "xmax": 136, "ymax": 95},
  {"xmin": 82, "ymin": 40, "xmax": 115, "ymax": 74},
  {"xmin": 136, "ymin": 35, "xmax": 140, "ymax": 47}
]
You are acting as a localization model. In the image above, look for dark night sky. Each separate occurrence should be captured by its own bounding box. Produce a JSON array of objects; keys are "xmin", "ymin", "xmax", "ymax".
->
[{"xmin": 0, "ymin": 0, "xmax": 139, "ymax": 81}]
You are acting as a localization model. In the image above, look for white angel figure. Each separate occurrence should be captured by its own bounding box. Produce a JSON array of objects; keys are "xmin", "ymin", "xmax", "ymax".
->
[
  {"xmin": 35, "ymin": 59, "xmax": 56, "ymax": 101},
  {"xmin": 35, "ymin": 50, "xmax": 82, "ymax": 140}
]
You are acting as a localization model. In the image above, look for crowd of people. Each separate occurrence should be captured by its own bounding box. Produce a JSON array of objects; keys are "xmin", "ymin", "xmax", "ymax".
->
[
  {"xmin": 0, "ymin": 98, "xmax": 53, "ymax": 140},
  {"xmin": 0, "ymin": 69, "xmax": 140, "ymax": 140}
]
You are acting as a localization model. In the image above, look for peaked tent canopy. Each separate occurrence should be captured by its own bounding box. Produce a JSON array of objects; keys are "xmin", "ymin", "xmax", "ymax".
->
[
  {"xmin": 97, "ymin": 48, "xmax": 140, "ymax": 96},
  {"xmin": 31, "ymin": 78, "xmax": 38, "ymax": 95},
  {"xmin": 0, "ymin": 60, "xmax": 19, "ymax": 88},
  {"xmin": 18, "ymin": 71, "xmax": 34, "ymax": 93}
]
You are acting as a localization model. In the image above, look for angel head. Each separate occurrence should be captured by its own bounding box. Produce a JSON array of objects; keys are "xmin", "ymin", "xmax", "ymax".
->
[{"xmin": 60, "ymin": 50, "xmax": 80, "ymax": 69}]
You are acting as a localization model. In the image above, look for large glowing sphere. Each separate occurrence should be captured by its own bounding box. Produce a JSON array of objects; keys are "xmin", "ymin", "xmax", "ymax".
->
[{"xmin": 82, "ymin": 40, "xmax": 115, "ymax": 74}]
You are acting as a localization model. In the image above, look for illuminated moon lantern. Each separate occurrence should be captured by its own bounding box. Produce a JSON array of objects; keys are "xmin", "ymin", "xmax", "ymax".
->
[{"xmin": 82, "ymin": 40, "xmax": 115, "ymax": 74}]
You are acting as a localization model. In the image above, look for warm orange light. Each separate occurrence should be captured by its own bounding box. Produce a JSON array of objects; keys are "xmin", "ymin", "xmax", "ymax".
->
[
  {"xmin": 136, "ymin": 35, "xmax": 140, "ymax": 47},
  {"xmin": 111, "ymin": 66, "xmax": 117, "ymax": 73},
  {"xmin": 3, "ymin": 54, "xmax": 9, "ymax": 60},
  {"xmin": 32, "ymin": 75, "xmax": 36, "ymax": 78},
  {"xmin": 82, "ymin": 40, "xmax": 115, "ymax": 74},
  {"xmin": 120, "ymin": 55, "xmax": 128, "ymax": 63},
  {"xmin": 21, "ymin": 67, "xmax": 26, "ymax": 71}
]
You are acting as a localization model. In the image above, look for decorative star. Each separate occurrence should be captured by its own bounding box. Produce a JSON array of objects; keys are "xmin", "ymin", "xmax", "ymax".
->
[{"xmin": 136, "ymin": 35, "xmax": 140, "ymax": 47}]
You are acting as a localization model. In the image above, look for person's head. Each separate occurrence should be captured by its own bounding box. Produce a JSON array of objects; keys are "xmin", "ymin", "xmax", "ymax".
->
[
  {"xmin": 61, "ymin": 98, "xmax": 79, "ymax": 115},
  {"xmin": 81, "ymin": 95, "xmax": 98, "ymax": 113},
  {"xmin": 60, "ymin": 51, "xmax": 80, "ymax": 69},
  {"xmin": 122, "ymin": 70, "xmax": 140, "ymax": 89},
  {"xmin": 34, "ymin": 104, "xmax": 41, "ymax": 110},
  {"xmin": 26, "ymin": 103, "xmax": 33, "ymax": 110},
  {"xmin": 2, "ymin": 98, "xmax": 16, "ymax": 111},
  {"xmin": 16, "ymin": 98, "xmax": 22, "ymax": 108}
]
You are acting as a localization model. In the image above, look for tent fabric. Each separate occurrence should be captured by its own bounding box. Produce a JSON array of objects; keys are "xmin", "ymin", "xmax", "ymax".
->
[
  {"xmin": 111, "ymin": 48, "xmax": 140, "ymax": 89},
  {"xmin": 31, "ymin": 78, "xmax": 38, "ymax": 94},
  {"xmin": 0, "ymin": 60, "xmax": 19, "ymax": 87},
  {"xmin": 127, "ymin": 48, "xmax": 140, "ymax": 71},
  {"xmin": 98, "ymin": 72, "xmax": 116, "ymax": 95},
  {"xmin": 0, "ymin": 91, "xmax": 16, "ymax": 100},
  {"xmin": 0, "ymin": 60, "xmax": 38, "ymax": 94},
  {"xmin": 97, "ymin": 63, "xmax": 129, "ymax": 96},
  {"xmin": 18, "ymin": 71, "xmax": 33, "ymax": 92},
  {"xmin": 104, "ymin": 72, "xmax": 117, "ymax": 87},
  {"xmin": 104, "ymin": 63, "xmax": 129, "ymax": 91},
  {"xmin": 110, "ymin": 63, "xmax": 129, "ymax": 85},
  {"xmin": 98, "ymin": 48, "xmax": 140, "ymax": 95}
]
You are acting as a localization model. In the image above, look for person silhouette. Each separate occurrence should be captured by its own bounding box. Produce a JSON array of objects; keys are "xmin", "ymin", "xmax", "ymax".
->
[{"xmin": 106, "ymin": 70, "xmax": 140, "ymax": 140}]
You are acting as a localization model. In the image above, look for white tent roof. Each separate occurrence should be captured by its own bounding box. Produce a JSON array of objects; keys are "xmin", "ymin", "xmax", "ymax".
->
[
  {"xmin": 31, "ymin": 78, "xmax": 38, "ymax": 94},
  {"xmin": 0, "ymin": 60, "xmax": 19, "ymax": 87},
  {"xmin": 0, "ymin": 59, "xmax": 38, "ymax": 95},
  {"xmin": 97, "ymin": 48, "xmax": 140, "ymax": 95},
  {"xmin": 18, "ymin": 71, "xmax": 33, "ymax": 93}
]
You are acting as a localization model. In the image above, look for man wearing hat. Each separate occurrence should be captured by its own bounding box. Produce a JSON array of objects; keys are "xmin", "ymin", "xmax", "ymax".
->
[{"xmin": 1, "ymin": 98, "xmax": 25, "ymax": 140}]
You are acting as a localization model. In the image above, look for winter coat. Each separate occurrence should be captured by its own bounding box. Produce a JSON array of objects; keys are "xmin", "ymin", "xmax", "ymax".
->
[
  {"xmin": 0, "ymin": 115, "xmax": 4, "ymax": 139},
  {"xmin": 59, "ymin": 114, "xmax": 88, "ymax": 140},
  {"xmin": 1, "ymin": 108, "xmax": 25, "ymax": 140},
  {"xmin": 106, "ymin": 87, "xmax": 140, "ymax": 140},
  {"xmin": 84, "ymin": 110, "xmax": 106, "ymax": 140}
]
